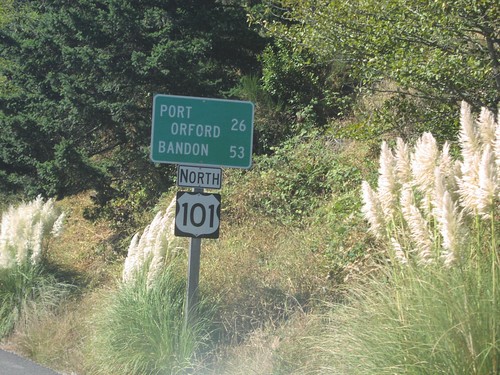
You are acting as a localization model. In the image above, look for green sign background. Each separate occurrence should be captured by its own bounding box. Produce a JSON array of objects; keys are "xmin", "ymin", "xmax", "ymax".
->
[{"xmin": 151, "ymin": 94, "xmax": 254, "ymax": 168}]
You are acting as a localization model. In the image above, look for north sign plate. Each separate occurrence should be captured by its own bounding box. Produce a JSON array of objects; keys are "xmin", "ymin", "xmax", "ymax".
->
[
  {"xmin": 151, "ymin": 94, "xmax": 254, "ymax": 168},
  {"xmin": 177, "ymin": 165, "xmax": 222, "ymax": 189}
]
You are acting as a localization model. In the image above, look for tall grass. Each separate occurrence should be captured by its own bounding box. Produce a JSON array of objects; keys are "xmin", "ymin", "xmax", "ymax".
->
[
  {"xmin": 301, "ymin": 102, "xmax": 499, "ymax": 374},
  {"xmin": 303, "ymin": 261, "xmax": 498, "ymax": 374},
  {"xmin": 0, "ymin": 196, "xmax": 68, "ymax": 338},
  {"xmin": 89, "ymin": 262, "xmax": 213, "ymax": 375},
  {"xmin": 0, "ymin": 263, "xmax": 70, "ymax": 338},
  {"xmin": 88, "ymin": 197, "xmax": 213, "ymax": 374}
]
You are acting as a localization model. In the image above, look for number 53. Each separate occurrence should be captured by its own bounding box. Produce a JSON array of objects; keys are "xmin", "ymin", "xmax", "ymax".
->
[{"xmin": 229, "ymin": 146, "xmax": 245, "ymax": 159}]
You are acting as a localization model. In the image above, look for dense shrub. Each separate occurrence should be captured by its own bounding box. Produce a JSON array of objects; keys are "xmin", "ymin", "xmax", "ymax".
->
[{"xmin": 224, "ymin": 131, "xmax": 365, "ymax": 224}]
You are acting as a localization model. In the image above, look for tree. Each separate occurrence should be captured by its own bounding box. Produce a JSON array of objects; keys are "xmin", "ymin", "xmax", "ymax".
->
[
  {"xmin": 0, "ymin": 0, "xmax": 264, "ymax": 213},
  {"xmin": 254, "ymin": 0, "xmax": 499, "ymax": 139},
  {"xmin": 259, "ymin": 0, "xmax": 499, "ymax": 108}
]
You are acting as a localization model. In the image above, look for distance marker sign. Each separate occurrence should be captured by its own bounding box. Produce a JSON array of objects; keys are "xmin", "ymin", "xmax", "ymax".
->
[
  {"xmin": 151, "ymin": 94, "xmax": 254, "ymax": 168},
  {"xmin": 175, "ymin": 192, "xmax": 221, "ymax": 238}
]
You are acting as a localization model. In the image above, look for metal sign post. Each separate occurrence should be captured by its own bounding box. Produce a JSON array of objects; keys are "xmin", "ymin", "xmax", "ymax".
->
[
  {"xmin": 175, "ymin": 186, "xmax": 221, "ymax": 327},
  {"xmin": 184, "ymin": 187, "xmax": 203, "ymax": 326}
]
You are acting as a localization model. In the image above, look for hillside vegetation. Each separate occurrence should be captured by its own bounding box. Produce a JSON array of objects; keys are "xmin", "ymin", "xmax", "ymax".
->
[{"xmin": 1, "ymin": 1, "xmax": 499, "ymax": 374}]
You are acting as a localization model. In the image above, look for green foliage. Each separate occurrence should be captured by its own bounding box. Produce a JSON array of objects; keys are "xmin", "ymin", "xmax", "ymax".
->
[
  {"xmin": 0, "ymin": 0, "xmax": 264, "ymax": 212},
  {"xmin": 257, "ymin": 0, "xmax": 500, "ymax": 139},
  {"xmin": 225, "ymin": 132, "xmax": 365, "ymax": 224},
  {"xmin": 0, "ymin": 0, "xmax": 15, "ymax": 95},
  {"xmin": 230, "ymin": 75, "xmax": 290, "ymax": 154},
  {"xmin": 260, "ymin": 40, "xmax": 355, "ymax": 125},
  {"xmin": 89, "ymin": 262, "xmax": 213, "ymax": 375},
  {"xmin": 0, "ymin": 0, "xmax": 14, "ymax": 25},
  {"xmin": 340, "ymin": 90, "xmax": 460, "ymax": 144}
]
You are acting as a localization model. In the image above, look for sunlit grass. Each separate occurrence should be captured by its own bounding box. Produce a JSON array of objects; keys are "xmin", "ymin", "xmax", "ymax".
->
[
  {"xmin": 0, "ymin": 263, "xmax": 72, "ymax": 339},
  {"xmin": 302, "ymin": 259, "xmax": 499, "ymax": 375},
  {"xmin": 88, "ymin": 261, "xmax": 214, "ymax": 375}
]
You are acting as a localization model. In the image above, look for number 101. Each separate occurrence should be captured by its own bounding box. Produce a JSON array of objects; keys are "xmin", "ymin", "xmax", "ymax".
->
[{"xmin": 181, "ymin": 202, "xmax": 217, "ymax": 228}]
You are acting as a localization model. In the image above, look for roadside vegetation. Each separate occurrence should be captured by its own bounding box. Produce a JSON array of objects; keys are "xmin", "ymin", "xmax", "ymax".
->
[{"xmin": 0, "ymin": 1, "xmax": 498, "ymax": 374}]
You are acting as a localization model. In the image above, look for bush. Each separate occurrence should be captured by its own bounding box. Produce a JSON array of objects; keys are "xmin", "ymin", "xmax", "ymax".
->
[
  {"xmin": 260, "ymin": 40, "xmax": 355, "ymax": 126},
  {"xmin": 340, "ymin": 84, "xmax": 460, "ymax": 144},
  {"xmin": 224, "ymin": 131, "xmax": 365, "ymax": 224},
  {"xmin": 230, "ymin": 75, "xmax": 290, "ymax": 154},
  {"xmin": 89, "ymin": 262, "xmax": 213, "ymax": 375}
]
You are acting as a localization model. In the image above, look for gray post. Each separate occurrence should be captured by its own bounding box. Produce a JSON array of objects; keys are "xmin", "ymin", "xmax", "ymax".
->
[{"xmin": 184, "ymin": 187, "xmax": 203, "ymax": 326}]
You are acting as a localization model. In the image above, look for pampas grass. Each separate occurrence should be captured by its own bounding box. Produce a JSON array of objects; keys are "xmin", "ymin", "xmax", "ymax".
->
[
  {"xmin": 330, "ymin": 101, "xmax": 500, "ymax": 374},
  {"xmin": 361, "ymin": 102, "xmax": 498, "ymax": 267},
  {"xmin": 90, "ymin": 261, "xmax": 213, "ymax": 375},
  {"xmin": 122, "ymin": 196, "xmax": 179, "ymax": 287},
  {"xmin": 0, "ymin": 196, "xmax": 64, "ymax": 269},
  {"xmin": 0, "ymin": 196, "xmax": 69, "ymax": 339},
  {"xmin": 88, "ymin": 196, "xmax": 213, "ymax": 374}
]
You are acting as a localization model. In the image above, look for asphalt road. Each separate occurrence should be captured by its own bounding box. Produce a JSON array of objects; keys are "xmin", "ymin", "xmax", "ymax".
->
[{"xmin": 0, "ymin": 350, "xmax": 61, "ymax": 375}]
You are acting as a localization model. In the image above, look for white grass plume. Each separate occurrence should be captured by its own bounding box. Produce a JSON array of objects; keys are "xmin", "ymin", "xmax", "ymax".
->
[
  {"xmin": 433, "ymin": 167, "xmax": 465, "ymax": 266},
  {"xmin": 395, "ymin": 138, "xmax": 412, "ymax": 185},
  {"xmin": 477, "ymin": 144, "xmax": 497, "ymax": 218},
  {"xmin": 411, "ymin": 132, "xmax": 440, "ymax": 197},
  {"xmin": 147, "ymin": 197, "xmax": 177, "ymax": 287},
  {"xmin": 460, "ymin": 101, "xmax": 481, "ymax": 163},
  {"xmin": 361, "ymin": 101, "xmax": 498, "ymax": 270},
  {"xmin": 458, "ymin": 105, "xmax": 499, "ymax": 217},
  {"xmin": 0, "ymin": 196, "xmax": 64, "ymax": 268},
  {"xmin": 122, "ymin": 196, "xmax": 180, "ymax": 286},
  {"xmin": 391, "ymin": 237, "xmax": 407, "ymax": 265},
  {"xmin": 400, "ymin": 186, "xmax": 433, "ymax": 264},
  {"xmin": 377, "ymin": 141, "xmax": 398, "ymax": 218},
  {"xmin": 361, "ymin": 181, "xmax": 386, "ymax": 239},
  {"xmin": 477, "ymin": 106, "xmax": 496, "ymax": 149}
]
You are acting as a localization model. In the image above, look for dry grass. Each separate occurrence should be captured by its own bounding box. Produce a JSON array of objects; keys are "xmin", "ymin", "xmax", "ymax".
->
[
  {"xmin": 47, "ymin": 192, "xmax": 121, "ymax": 286},
  {"xmin": 210, "ymin": 325, "xmax": 281, "ymax": 375},
  {"xmin": 0, "ymin": 134, "xmax": 374, "ymax": 374},
  {"xmin": 207, "ymin": 311, "xmax": 324, "ymax": 375},
  {"xmin": 200, "ymin": 216, "xmax": 332, "ymax": 344},
  {"xmin": 8, "ymin": 292, "xmax": 99, "ymax": 374}
]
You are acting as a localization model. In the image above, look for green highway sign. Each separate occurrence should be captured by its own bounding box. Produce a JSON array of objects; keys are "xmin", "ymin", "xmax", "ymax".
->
[{"xmin": 151, "ymin": 94, "xmax": 254, "ymax": 168}]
